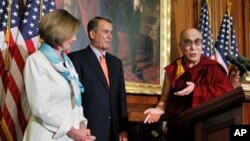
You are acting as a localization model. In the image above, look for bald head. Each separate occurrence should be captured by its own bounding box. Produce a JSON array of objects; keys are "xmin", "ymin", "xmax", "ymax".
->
[{"xmin": 179, "ymin": 28, "xmax": 202, "ymax": 43}]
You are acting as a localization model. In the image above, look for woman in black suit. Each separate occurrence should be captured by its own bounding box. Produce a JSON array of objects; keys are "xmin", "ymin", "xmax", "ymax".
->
[{"xmin": 68, "ymin": 16, "xmax": 128, "ymax": 141}]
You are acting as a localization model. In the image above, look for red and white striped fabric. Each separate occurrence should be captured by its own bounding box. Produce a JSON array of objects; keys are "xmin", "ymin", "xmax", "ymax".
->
[
  {"xmin": 0, "ymin": 0, "xmax": 29, "ymax": 140},
  {"xmin": 0, "ymin": 0, "xmax": 55, "ymax": 140}
]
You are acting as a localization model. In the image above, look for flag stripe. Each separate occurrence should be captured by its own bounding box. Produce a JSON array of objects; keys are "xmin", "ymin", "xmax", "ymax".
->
[
  {"xmin": 0, "ymin": 52, "xmax": 7, "ymax": 99},
  {"xmin": 2, "ymin": 32, "xmax": 28, "ymax": 141},
  {"xmin": 1, "ymin": 0, "xmax": 56, "ymax": 140},
  {"xmin": 7, "ymin": 74, "xmax": 27, "ymax": 133},
  {"xmin": 0, "ymin": 0, "xmax": 26, "ymax": 140},
  {"xmin": 25, "ymin": 38, "xmax": 37, "ymax": 54},
  {"xmin": 1, "ymin": 104, "xmax": 16, "ymax": 141},
  {"xmin": 8, "ymin": 33, "xmax": 26, "ymax": 74}
]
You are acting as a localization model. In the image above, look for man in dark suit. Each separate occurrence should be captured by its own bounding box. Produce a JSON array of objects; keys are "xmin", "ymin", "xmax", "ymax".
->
[{"xmin": 68, "ymin": 16, "xmax": 128, "ymax": 141}]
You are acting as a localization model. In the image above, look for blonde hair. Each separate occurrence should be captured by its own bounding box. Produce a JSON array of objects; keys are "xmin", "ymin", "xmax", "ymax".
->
[{"xmin": 39, "ymin": 9, "xmax": 80, "ymax": 47}]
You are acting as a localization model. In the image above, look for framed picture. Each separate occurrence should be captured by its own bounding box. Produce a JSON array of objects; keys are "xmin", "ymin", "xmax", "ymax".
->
[
  {"xmin": 55, "ymin": 0, "xmax": 171, "ymax": 95},
  {"xmin": 124, "ymin": 0, "xmax": 171, "ymax": 95}
]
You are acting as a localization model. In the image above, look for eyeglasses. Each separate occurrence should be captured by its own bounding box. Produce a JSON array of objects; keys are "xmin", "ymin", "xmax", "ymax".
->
[{"xmin": 181, "ymin": 38, "xmax": 202, "ymax": 47}]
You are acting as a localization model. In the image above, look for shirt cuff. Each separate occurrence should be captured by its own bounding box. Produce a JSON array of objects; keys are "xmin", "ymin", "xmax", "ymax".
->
[{"xmin": 53, "ymin": 119, "xmax": 71, "ymax": 139}]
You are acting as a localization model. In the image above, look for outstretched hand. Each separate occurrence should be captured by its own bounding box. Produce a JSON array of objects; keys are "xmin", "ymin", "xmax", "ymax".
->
[
  {"xmin": 174, "ymin": 81, "xmax": 195, "ymax": 96},
  {"xmin": 144, "ymin": 108, "xmax": 164, "ymax": 124}
]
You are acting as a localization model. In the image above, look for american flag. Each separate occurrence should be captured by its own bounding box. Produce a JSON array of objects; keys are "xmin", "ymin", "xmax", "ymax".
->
[
  {"xmin": 199, "ymin": 0, "xmax": 214, "ymax": 57},
  {"xmin": 0, "ymin": 2, "xmax": 8, "ymax": 137},
  {"xmin": 215, "ymin": 11, "xmax": 239, "ymax": 65},
  {"xmin": 0, "ymin": 0, "xmax": 26, "ymax": 140},
  {"xmin": 0, "ymin": 0, "xmax": 55, "ymax": 140},
  {"xmin": 199, "ymin": 0, "xmax": 228, "ymax": 73},
  {"xmin": 0, "ymin": 0, "xmax": 9, "ymax": 118},
  {"xmin": 19, "ymin": 0, "xmax": 55, "ymax": 54}
]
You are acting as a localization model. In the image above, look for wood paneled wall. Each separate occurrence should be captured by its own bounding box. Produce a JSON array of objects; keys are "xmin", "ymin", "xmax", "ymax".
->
[{"xmin": 127, "ymin": 94, "xmax": 159, "ymax": 121}]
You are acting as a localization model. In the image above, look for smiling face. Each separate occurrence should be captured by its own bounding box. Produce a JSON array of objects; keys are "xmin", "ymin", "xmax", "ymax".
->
[
  {"xmin": 89, "ymin": 20, "xmax": 113, "ymax": 52},
  {"xmin": 179, "ymin": 28, "xmax": 203, "ymax": 67}
]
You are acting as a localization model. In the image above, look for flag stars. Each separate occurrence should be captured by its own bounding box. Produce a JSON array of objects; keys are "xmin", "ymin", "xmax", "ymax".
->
[
  {"xmin": 19, "ymin": 0, "xmax": 55, "ymax": 39},
  {"xmin": 2, "ymin": 22, "xmax": 7, "ymax": 27},
  {"xmin": 11, "ymin": 19, "xmax": 16, "ymax": 24},
  {"xmin": 22, "ymin": 19, "xmax": 27, "ymax": 24},
  {"xmin": 32, "ymin": 15, "xmax": 37, "ymax": 20},
  {"xmin": 50, "ymin": 1, "xmax": 55, "ymax": 6},
  {"xmin": 29, "ymin": 22, "xmax": 35, "ymax": 28},
  {"xmin": 2, "ymin": 1, "xmax": 6, "ymax": 6},
  {"xmin": 12, "ymin": 11, "xmax": 18, "ymax": 17},
  {"xmin": 27, "ymin": 4, "xmax": 32, "ymax": 8},
  {"xmin": 28, "ymin": 30, "xmax": 33, "ymax": 36},
  {"xmin": 43, "ymin": 5, "xmax": 47, "ymax": 11},
  {"xmin": 15, "ymin": 4, "xmax": 19, "ymax": 9},
  {"xmin": 0, "ymin": 8, "xmax": 4, "ymax": 14},
  {"xmin": 33, "ymin": 7, "xmax": 38, "ymax": 12},
  {"xmin": 4, "ymin": 13, "xmax": 7, "ymax": 19},
  {"xmin": 49, "ymin": 9, "xmax": 54, "ymax": 12},
  {"xmin": 24, "ymin": 11, "xmax": 29, "ymax": 17}
]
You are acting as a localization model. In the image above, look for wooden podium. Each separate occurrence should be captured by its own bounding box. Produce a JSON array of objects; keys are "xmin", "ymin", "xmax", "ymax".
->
[{"xmin": 178, "ymin": 87, "xmax": 250, "ymax": 141}]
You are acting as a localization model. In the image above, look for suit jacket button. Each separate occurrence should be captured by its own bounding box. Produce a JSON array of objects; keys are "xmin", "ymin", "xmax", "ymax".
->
[{"xmin": 108, "ymin": 116, "xmax": 111, "ymax": 119}]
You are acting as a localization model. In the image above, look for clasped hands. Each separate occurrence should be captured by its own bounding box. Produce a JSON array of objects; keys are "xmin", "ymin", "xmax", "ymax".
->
[{"xmin": 67, "ymin": 126, "xmax": 96, "ymax": 141}]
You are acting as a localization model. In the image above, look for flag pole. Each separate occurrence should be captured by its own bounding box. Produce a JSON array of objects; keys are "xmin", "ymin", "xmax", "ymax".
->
[
  {"xmin": 38, "ymin": 0, "xmax": 44, "ymax": 47},
  {"xmin": 4, "ymin": 0, "xmax": 12, "ymax": 71},
  {"xmin": 1, "ymin": 1, "xmax": 13, "ymax": 141},
  {"xmin": 205, "ymin": 0, "xmax": 213, "ymax": 58},
  {"xmin": 227, "ymin": 0, "xmax": 232, "ymax": 55}
]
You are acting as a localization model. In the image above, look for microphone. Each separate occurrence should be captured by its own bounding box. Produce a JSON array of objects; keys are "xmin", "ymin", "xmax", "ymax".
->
[
  {"xmin": 237, "ymin": 55, "xmax": 250, "ymax": 71},
  {"xmin": 226, "ymin": 54, "xmax": 248, "ymax": 76}
]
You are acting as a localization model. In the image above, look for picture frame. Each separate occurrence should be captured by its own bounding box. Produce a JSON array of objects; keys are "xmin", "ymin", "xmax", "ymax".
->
[
  {"xmin": 55, "ymin": 0, "xmax": 171, "ymax": 95},
  {"xmin": 125, "ymin": 0, "xmax": 171, "ymax": 95}
]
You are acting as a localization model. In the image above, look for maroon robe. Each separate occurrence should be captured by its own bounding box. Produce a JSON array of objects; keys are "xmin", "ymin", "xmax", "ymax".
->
[{"xmin": 163, "ymin": 56, "xmax": 234, "ymax": 141}]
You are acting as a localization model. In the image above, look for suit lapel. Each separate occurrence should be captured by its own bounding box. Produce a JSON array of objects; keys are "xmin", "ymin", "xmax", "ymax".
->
[{"xmin": 86, "ymin": 47, "xmax": 110, "ymax": 90}]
